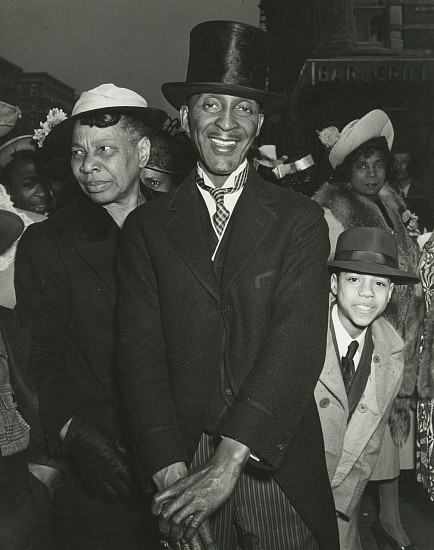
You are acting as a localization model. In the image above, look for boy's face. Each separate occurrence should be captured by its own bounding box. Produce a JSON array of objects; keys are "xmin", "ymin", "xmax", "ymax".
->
[{"xmin": 331, "ymin": 271, "xmax": 394, "ymax": 338}]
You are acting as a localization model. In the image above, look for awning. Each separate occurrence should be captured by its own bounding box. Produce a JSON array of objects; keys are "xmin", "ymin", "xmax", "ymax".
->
[
  {"xmin": 297, "ymin": 57, "xmax": 434, "ymax": 87},
  {"xmin": 296, "ymin": 57, "xmax": 434, "ymax": 88},
  {"xmin": 290, "ymin": 57, "xmax": 434, "ymax": 118}
]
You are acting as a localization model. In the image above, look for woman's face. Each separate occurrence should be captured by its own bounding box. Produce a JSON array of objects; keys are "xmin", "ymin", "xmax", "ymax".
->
[{"xmin": 349, "ymin": 149, "xmax": 387, "ymax": 197}]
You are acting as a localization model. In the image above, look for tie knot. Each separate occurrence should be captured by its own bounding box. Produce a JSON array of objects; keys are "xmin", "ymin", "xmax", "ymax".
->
[
  {"xmin": 346, "ymin": 340, "xmax": 359, "ymax": 360},
  {"xmin": 209, "ymin": 187, "xmax": 229, "ymax": 203}
]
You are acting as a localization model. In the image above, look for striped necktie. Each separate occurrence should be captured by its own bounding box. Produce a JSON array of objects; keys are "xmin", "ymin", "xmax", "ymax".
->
[{"xmin": 196, "ymin": 167, "xmax": 248, "ymax": 235}]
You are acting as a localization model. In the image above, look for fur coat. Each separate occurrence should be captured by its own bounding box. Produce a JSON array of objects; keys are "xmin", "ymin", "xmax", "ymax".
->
[
  {"xmin": 313, "ymin": 182, "xmax": 424, "ymax": 445},
  {"xmin": 417, "ymin": 233, "xmax": 434, "ymax": 400},
  {"xmin": 418, "ymin": 304, "xmax": 434, "ymax": 399}
]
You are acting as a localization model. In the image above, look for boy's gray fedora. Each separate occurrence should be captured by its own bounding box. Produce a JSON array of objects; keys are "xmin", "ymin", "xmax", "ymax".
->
[{"xmin": 328, "ymin": 227, "xmax": 419, "ymax": 284}]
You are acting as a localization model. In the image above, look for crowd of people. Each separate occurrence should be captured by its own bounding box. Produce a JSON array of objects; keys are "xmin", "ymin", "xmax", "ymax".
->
[{"xmin": 0, "ymin": 19, "xmax": 433, "ymax": 550}]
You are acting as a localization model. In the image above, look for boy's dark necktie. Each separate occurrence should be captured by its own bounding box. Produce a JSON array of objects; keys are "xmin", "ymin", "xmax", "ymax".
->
[{"xmin": 341, "ymin": 340, "xmax": 359, "ymax": 394}]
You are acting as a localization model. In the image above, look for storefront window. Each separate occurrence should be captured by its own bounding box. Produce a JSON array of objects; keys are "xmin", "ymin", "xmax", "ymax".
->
[{"xmin": 354, "ymin": 7, "xmax": 386, "ymax": 45}]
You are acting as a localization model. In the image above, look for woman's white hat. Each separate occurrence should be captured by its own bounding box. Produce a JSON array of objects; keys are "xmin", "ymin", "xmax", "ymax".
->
[
  {"xmin": 42, "ymin": 83, "xmax": 167, "ymax": 154},
  {"xmin": 327, "ymin": 109, "xmax": 394, "ymax": 169},
  {"xmin": 0, "ymin": 135, "xmax": 35, "ymax": 168},
  {"xmin": 0, "ymin": 102, "xmax": 21, "ymax": 138}
]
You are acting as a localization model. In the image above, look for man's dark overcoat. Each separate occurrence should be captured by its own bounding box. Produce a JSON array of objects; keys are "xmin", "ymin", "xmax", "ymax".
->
[{"xmin": 118, "ymin": 169, "xmax": 339, "ymax": 549}]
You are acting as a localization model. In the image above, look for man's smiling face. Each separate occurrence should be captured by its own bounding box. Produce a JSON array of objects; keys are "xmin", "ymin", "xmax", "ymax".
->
[{"xmin": 180, "ymin": 93, "xmax": 264, "ymax": 187}]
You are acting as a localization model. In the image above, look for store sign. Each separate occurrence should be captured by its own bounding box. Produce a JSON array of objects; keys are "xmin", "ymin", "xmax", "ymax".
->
[{"xmin": 308, "ymin": 59, "xmax": 434, "ymax": 84}]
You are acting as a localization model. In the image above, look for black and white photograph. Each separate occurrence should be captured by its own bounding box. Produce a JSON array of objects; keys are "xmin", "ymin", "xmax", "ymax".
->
[{"xmin": 0, "ymin": 1, "xmax": 433, "ymax": 548}]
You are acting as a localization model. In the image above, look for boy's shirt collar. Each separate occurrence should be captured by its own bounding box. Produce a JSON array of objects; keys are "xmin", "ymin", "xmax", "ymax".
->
[{"xmin": 332, "ymin": 303, "xmax": 367, "ymax": 369}]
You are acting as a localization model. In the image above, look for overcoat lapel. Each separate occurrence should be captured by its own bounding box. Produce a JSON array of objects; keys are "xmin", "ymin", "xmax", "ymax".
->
[
  {"xmin": 221, "ymin": 171, "xmax": 277, "ymax": 296},
  {"xmin": 320, "ymin": 322, "xmax": 348, "ymax": 411},
  {"xmin": 77, "ymin": 226, "xmax": 120, "ymax": 293},
  {"xmin": 165, "ymin": 176, "xmax": 221, "ymax": 302},
  {"xmin": 75, "ymin": 197, "xmax": 121, "ymax": 293}
]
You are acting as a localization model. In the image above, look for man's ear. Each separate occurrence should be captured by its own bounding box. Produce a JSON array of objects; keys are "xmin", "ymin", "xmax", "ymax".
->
[
  {"xmin": 330, "ymin": 273, "xmax": 338, "ymax": 297},
  {"xmin": 137, "ymin": 136, "xmax": 151, "ymax": 168},
  {"xmin": 256, "ymin": 113, "xmax": 264, "ymax": 137},
  {"xmin": 180, "ymin": 106, "xmax": 190, "ymax": 135}
]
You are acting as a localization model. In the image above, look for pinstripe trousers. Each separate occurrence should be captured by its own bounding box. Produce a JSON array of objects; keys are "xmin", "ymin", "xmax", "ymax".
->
[{"xmin": 191, "ymin": 433, "xmax": 319, "ymax": 550}]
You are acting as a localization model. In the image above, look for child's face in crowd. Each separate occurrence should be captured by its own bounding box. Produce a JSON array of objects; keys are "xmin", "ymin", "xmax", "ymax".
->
[
  {"xmin": 331, "ymin": 271, "xmax": 394, "ymax": 338},
  {"xmin": 7, "ymin": 160, "xmax": 51, "ymax": 214},
  {"xmin": 141, "ymin": 168, "xmax": 176, "ymax": 193}
]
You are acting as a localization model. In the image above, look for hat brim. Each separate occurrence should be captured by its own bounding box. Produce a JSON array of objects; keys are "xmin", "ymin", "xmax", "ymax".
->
[
  {"xmin": 162, "ymin": 82, "xmax": 287, "ymax": 114},
  {"xmin": 43, "ymin": 106, "xmax": 167, "ymax": 155},
  {"xmin": 0, "ymin": 135, "xmax": 35, "ymax": 167},
  {"xmin": 0, "ymin": 210, "xmax": 25, "ymax": 253},
  {"xmin": 329, "ymin": 110, "xmax": 394, "ymax": 169},
  {"xmin": 327, "ymin": 260, "xmax": 419, "ymax": 285}
]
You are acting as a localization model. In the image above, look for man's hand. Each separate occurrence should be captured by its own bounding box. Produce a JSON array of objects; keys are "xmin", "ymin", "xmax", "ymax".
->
[
  {"xmin": 153, "ymin": 462, "xmax": 189, "ymax": 492},
  {"xmin": 152, "ymin": 437, "xmax": 250, "ymax": 545},
  {"xmin": 153, "ymin": 462, "xmax": 215, "ymax": 550}
]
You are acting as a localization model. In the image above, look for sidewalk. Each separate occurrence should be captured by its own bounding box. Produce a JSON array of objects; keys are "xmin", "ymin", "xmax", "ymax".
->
[{"xmin": 358, "ymin": 473, "xmax": 434, "ymax": 550}]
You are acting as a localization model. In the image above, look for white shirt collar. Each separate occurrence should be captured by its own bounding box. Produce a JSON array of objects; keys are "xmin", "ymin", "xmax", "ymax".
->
[
  {"xmin": 332, "ymin": 303, "xmax": 366, "ymax": 368},
  {"xmin": 197, "ymin": 159, "xmax": 248, "ymax": 189}
]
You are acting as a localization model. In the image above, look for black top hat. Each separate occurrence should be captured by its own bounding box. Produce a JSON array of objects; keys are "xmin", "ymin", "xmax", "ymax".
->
[
  {"xmin": 162, "ymin": 21, "xmax": 287, "ymax": 114},
  {"xmin": 328, "ymin": 227, "xmax": 419, "ymax": 285},
  {"xmin": 0, "ymin": 210, "xmax": 24, "ymax": 254}
]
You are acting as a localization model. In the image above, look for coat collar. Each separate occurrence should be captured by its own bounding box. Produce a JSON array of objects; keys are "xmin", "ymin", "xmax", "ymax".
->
[
  {"xmin": 164, "ymin": 168, "xmax": 278, "ymax": 302},
  {"xmin": 321, "ymin": 307, "xmax": 403, "ymax": 413},
  {"xmin": 76, "ymin": 196, "xmax": 121, "ymax": 293},
  {"xmin": 78, "ymin": 195, "xmax": 114, "ymax": 241}
]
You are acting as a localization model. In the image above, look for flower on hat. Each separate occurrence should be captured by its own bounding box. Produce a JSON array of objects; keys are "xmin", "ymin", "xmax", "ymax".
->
[
  {"xmin": 317, "ymin": 126, "xmax": 340, "ymax": 149},
  {"xmin": 402, "ymin": 209, "xmax": 420, "ymax": 238},
  {"xmin": 33, "ymin": 108, "xmax": 68, "ymax": 148}
]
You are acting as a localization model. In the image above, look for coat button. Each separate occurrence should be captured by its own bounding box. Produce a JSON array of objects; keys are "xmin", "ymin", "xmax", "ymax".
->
[
  {"xmin": 358, "ymin": 403, "xmax": 368, "ymax": 413},
  {"xmin": 319, "ymin": 397, "xmax": 330, "ymax": 408},
  {"xmin": 224, "ymin": 306, "xmax": 232, "ymax": 315},
  {"xmin": 277, "ymin": 435, "xmax": 287, "ymax": 451},
  {"xmin": 217, "ymin": 259, "xmax": 224, "ymax": 268},
  {"xmin": 373, "ymin": 356, "xmax": 380, "ymax": 363},
  {"xmin": 225, "ymin": 388, "xmax": 233, "ymax": 396}
]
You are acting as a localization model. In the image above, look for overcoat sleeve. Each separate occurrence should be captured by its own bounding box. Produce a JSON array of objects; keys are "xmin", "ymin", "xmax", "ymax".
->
[
  {"xmin": 118, "ymin": 214, "xmax": 189, "ymax": 475},
  {"xmin": 14, "ymin": 221, "xmax": 73, "ymax": 450}
]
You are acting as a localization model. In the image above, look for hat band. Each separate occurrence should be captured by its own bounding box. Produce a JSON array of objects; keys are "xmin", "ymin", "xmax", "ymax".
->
[
  {"xmin": 293, "ymin": 154, "xmax": 314, "ymax": 171},
  {"xmin": 334, "ymin": 250, "xmax": 397, "ymax": 268}
]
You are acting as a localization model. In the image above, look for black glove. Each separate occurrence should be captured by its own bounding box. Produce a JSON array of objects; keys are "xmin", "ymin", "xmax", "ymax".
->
[{"xmin": 62, "ymin": 413, "xmax": 133, "ymax": 502}]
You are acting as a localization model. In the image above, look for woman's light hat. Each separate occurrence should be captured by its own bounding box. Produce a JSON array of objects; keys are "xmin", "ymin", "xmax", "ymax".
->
[
  {"xmin": 72, "ymin": 84, "xmax": 154, "ymax": 118},
  {"xmin": 0, "ymin": 102, "xmax": 21, "ymax": 138},
  {"xmin": 41, "ymin": 83, "xmax": 167, "ymax": 154},
  {"xmin": 0, "ymin": 135, "xmax": 35, "ymax": 168},
  {"xmin": 328, "ymin": 109, "xmax": 394, "ymax": 169}
]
